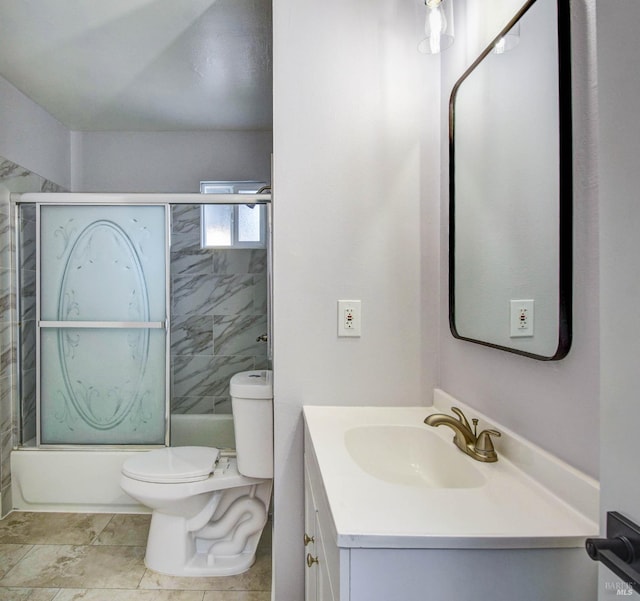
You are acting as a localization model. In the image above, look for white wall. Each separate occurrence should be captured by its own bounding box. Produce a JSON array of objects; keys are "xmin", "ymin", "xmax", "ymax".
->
[
  {"xmin": 0, "ymin": 76, "xmax": 271, "ymax": 194},
  {"xmin": 0, "ymin": 76, "xmax": 71, "ymax": 189},
  {"xmin": 70, "ymin": 130, "xmax": 272, "ymax": 192},
  {"xmin": 597, "ymin": 0, "xmax": 640, "ymax": 597},
  {"xmin": 438, "ymin": 0, "xmax": 599, "ymax": 478},
  {"xmin": 272, "ymin": 0, "xmax": 440, "ymax": 597}
]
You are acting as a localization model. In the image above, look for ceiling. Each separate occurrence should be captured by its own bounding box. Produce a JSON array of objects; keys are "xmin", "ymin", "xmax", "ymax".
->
[{"xmin": 0, "ymin": 0, "xmax": 272, "ymax": 132}]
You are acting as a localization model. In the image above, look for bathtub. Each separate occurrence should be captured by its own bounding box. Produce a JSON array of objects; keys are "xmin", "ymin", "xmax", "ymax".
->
[{"xmin": 10, "ymin": 414, "xmax": 235, "ymax": 513}]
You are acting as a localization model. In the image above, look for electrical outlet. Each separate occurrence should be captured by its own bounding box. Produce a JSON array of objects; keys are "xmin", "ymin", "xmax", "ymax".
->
[
  {"xmin": 338, "ymin": 300, "xmax": 361, "ymax": 337},
  {"xmin": 510, "ymin": 299, "xmax": 534, "ymax": 337}
]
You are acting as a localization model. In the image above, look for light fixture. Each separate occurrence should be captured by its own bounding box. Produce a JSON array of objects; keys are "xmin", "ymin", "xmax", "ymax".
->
[
  {"xmin": 493, "ymin": 22, "xmax": 520, "ymax": 54},
  {"xmin": 418, "ymin": 0, "xmax": 454, "ymax": 55}
]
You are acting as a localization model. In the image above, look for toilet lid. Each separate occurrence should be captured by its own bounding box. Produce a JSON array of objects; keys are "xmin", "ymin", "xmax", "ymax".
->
[{"xmin": 123, "ymin": 446, "xmax": 221, "ymax": 483}]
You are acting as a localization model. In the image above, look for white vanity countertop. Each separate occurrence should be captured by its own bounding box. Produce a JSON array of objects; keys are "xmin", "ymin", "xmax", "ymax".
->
[{"xmin": 303, "ymin": 402, "xmax": 599, "ymax": 550}]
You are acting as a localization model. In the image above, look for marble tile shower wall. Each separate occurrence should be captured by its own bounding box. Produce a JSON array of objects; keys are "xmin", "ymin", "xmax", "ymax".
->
[
  {"xmin": 0, "ymin": 156, "xmax": 66, "ymax": 517},
  {"xmin": 17, "ymin": 204, "xmax": 35, "ymax": 446},
  {"xmin": 170, "ymin": 204, "xmax": 268, "ymax": 414}
]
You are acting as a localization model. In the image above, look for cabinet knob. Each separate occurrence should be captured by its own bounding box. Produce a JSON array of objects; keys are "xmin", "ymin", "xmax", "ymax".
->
[
  {"xmin": 306, "ymin": 553, "xmax": 319, "ymax": 568},
  {"xmin": 304, "ymin": 533, "xmax": 315, "ymax": 546}
]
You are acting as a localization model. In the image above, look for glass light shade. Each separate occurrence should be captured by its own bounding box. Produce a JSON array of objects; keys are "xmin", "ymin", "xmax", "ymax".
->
[
  {"xmin": 418, "ymin": 0, "xmax": 454, "ymax": 55},
  {"xmin": 493, "ymin": 22, "xmax": 521, "ymax": 54}
]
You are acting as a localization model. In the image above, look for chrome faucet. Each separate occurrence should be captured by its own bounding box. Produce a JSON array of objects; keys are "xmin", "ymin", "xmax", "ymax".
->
[{"xmin": 424, "ymin": 407, "xmax": 501, "ymax": 463}]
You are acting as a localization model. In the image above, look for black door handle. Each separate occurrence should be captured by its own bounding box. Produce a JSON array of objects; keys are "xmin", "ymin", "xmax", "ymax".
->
[
  {"xmin": 586, "ymin": 535, "xmax": 636, "ymax": 563},
  {"xmin": 586, "ymin": 511, "xmax": 640, "ymax": 594}
]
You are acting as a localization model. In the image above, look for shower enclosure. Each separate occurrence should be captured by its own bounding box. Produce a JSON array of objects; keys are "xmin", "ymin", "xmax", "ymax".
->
[
  {"xmin": 38, "ymin": 204, "xmax": 168, "ymax": 445},
  {"xmin": 14, "ymin": 193, "xmax": 271, "ymax": 450}
]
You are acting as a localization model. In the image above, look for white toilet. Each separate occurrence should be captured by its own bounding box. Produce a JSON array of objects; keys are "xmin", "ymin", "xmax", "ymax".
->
[{"xmin": 120, "ymin": 370, "xmax": 273, "ymax": 577}]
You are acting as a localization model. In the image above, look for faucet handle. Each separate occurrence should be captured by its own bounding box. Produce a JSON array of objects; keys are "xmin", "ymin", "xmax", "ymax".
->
[
  {"xmin": 451, "ymin": 407, "xmax": 472, "ymax": 430},
  {"xmin": 474, "ymin": 429, "xmax": 501, "ymax": 462}
]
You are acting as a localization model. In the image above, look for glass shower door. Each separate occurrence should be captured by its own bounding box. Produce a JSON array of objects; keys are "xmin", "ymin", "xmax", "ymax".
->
[{"xmin": 38, "ymin": 205, "xmax": 168, "ymax": 445}]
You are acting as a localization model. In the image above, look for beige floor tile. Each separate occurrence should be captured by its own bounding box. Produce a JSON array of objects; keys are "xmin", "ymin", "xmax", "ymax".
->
[
  {"xmin": 92, "ymin": 515, "xmax": 151, "ymax": 547},
  {"xmin": 202, "ymin": 593, "xmax": 270, "ymax": 601},
  {"xmin": 139, "ymin": 552, "xmax": 271, "ymax": 592},
  {"xmin": 0, "ymin": 545, "xmax": 145, "ymax": 589},
  {"xmin": 52, "ymin": 589, "xmax": 204, "ymax": 601},
  {"xmin": 0, "ymin": 545, "xmax": 32, "ymax": 578},
  {"xmin": 0, "ymin": 514, "xmax": 113, "ymax": 546},
  {"xmin": 0, "ymin": 589, "xmax": 58, "ymax": 601},
  {"xmin": 0, "ymin": 513, "xmax": 271, "ymax": 598}
]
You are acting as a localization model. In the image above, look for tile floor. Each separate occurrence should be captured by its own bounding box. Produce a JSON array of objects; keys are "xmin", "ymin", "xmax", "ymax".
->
[{"xmin": 0, "ymin": 512, "xmax": 271, "ymax": 601}]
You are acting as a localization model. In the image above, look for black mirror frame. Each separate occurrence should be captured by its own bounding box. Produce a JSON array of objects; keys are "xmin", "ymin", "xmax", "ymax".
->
[{"xmin": 448, "ymin": 0, "xmax": 572, "ymax": 361}]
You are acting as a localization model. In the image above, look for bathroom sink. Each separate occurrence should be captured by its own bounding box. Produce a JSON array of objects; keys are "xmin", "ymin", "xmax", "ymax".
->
[{"xmin": 344, "ymin": 425, "xmax": 486, "ymax": 488}]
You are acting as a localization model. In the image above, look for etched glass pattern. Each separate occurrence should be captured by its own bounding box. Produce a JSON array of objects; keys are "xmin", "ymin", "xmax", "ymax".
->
[{"xmin": 39, "ymin": 206, "xmax": 167, "ymax": 445}]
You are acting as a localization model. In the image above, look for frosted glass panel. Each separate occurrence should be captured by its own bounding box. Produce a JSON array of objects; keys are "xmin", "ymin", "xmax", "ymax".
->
[
  {"xmin": 40, "ymin": 328, "xmax": 166, "ymax": 444},
  {"xmin": 237, "ymin": 204, "xmax": 262, "ymax": 242},
  {"xmin": 40, "ymin": 206, "xmax": 166, "ymax": 321},
  {"xmin": 39, "ymin": 205, "xmax": 168, "ymax": 445},
  {"xmin": 202, "ymin": 205, "xmax": 233, "ymax": 247}
]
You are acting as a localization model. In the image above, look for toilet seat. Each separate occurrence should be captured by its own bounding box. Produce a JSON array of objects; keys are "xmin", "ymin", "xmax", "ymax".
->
[{"xmin": 122, "ymin": 446, "xmax": 220, "ymax": 484}]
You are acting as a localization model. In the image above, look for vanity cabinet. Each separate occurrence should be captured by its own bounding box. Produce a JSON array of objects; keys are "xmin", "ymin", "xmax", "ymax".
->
[
  {"xmin": 303, "ymin": 406, "xmax": 598, "ymax": 601},
  {"xmin": 305, "ymin": 441, "xmax": 347, "ymax": 601},
  {"xmin": 304, "ymin": 457, "xmax": 339, "ymax": 601}
]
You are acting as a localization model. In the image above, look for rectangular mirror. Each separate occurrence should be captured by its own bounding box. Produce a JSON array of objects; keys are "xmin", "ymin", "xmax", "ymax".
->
[{"xmin": 449, "ymin": 0, "xmax": 572, "ymax": 360}]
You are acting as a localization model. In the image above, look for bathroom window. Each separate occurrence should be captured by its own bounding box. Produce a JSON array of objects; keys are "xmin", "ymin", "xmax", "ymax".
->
[
  {"xmin": 200, "ymin": 181, "xmax": 267, "ymax": 249},
  {"xmin": 201, "ymin": 204, "xmax": 266, "ymax": 249}
]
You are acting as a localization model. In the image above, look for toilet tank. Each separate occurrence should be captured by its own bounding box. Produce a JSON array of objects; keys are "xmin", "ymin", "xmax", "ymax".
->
[{"xmin": 230, "ymin": 370, "xmax": 273, "ymax": 479}]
